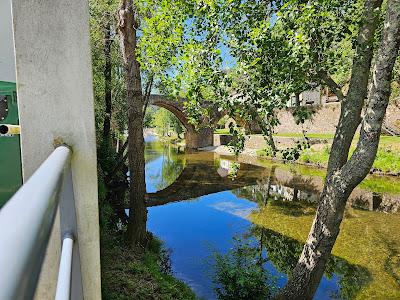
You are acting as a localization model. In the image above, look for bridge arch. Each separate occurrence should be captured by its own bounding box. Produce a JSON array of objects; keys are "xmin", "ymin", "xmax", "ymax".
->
[
  {"xmin": 148, "ymin": 94, "xmax": 215, "ymax": 149},
  {"xmin": 148, "ymin": 95, "xmax": 191, "ymax": 129}
]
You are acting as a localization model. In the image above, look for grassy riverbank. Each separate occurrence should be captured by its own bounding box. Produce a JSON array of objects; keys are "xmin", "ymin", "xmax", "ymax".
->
[
  {"xmin": 257, "ymin": 135, "xmax": 400, "ymax": 175},
  {"xmin": 101, "ymin": 231, "xmax": 196, "ymax": 300}
]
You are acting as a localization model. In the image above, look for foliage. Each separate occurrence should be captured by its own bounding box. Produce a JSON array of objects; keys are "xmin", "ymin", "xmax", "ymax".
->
[
  {"xmin": 158, "ymin": 0, "xmax": 367, "ymax": 159},
  {"xmin": 90, "ymin": 0, "xmax": 127, "ymax": 140},
  {"xmin": 90, "ymin": 0, "xmax": 193, "ymax": 244},
  {"xmin": 217, "ymin": 115, "xmax": 230, "ymax": 128},
  {"xmin": 214, "ymin": 128, "xmax": 230, "ymax": 135},
  {"xmin": 151, "ymin": 108, "xmax": 185, "ymax": 137},
  {"xmin": 227, "ymin": 123, "xmax": 246, "ymax": 156},
  {"xmin": 144, "ymin": 105, "xmax": 157, "ymax": 128},
  {"xmin": 212, "ymin": 237, "xmax": 273, "ymax": 300},
  {"xmin": 136, "ymin": 0, "xmax": 188, "ymax": 94},
  {"xmin": 90, "ymin": 1, "xmax": 400, "ymax": 297}
]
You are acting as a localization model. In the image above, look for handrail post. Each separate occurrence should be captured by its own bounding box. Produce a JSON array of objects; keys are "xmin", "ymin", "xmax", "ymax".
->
[
  {"xmin": 55, "ymin": 234, "xmax": 74, "ymax": 300},
  {"xmin": 59, "ymin": 162, "xmax": 83, "ymax": 299}
]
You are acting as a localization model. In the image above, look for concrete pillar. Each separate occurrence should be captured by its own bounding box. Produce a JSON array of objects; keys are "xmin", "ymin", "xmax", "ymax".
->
[
  {"xmin": 0, "ymin": 0, "xmax": 16, "ymax": 83},
  {"xmin": 11, "ymin": 0, "xmax": 101, "ymax": 299}
]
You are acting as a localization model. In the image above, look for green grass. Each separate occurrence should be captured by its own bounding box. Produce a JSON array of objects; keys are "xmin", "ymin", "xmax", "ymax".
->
[
  {"xmin": 273, "ymin": 133, "xmax": 336, "ymax": 139},
  {"xmin": 359, "ymin": 175, "xmax": 400, "ymax": 194},
  {"xmin": 214, "ymin": 128, "xmax": 230, "ymax": 134},
  {"xmin": 257, "ymin": 134, "xmax": 400, "ymax": 174},
  {"xmin": 101, "ymin": 231, "xmax": 197, "ymax": 300},
  {"xmin": 298, "ymin": 145, "xmax": 400, "ymax": 173},
  {"xmin": 299, "ymin": 146, "xmax": 331, "ymax": 165},
  {"xmin": 377, "ymin": 135, "xmax": 400, "ymax": 146},
  {"xmin": 257, "ymin": 146, "xmax": 400, "ymax": 193}
]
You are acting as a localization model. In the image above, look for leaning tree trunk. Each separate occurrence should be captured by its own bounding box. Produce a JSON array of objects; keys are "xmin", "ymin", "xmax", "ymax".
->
[
  {"xmin": 326, "ymin": 0, "xmax": 383, "ymax": 176},
  {"xmin": 118, "ymin": 0, "xmax": 147, "ymax": 247},
  {"xmin": 277, "ymin": 0, "xmax": 400, "ymax": 299}
]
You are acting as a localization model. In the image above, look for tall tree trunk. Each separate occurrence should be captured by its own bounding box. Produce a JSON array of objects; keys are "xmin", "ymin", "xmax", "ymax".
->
[
  {"xmin": 118, "ymin": 0, "xmax": 147, "ymax": 247},
  {"xmin": 277, "ymin": 0, "xmax": 400, "ymax": 298},
  {"xmin": 326, "ymin": 0, "xmax": 383, "ymax": 176},
  {"xmin": 103, "ymin": 19, "xmax": 113, "ymax": 145}
]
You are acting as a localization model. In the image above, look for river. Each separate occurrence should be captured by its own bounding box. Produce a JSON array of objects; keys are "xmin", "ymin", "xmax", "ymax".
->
[{"xmin": 144, "ymin": 139, "xmax": 400, "ymax": 300}]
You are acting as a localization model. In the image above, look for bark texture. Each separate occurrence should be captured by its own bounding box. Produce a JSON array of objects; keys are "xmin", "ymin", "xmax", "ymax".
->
[
  {"xmin": 103, "ymin": 19, "xmax": 113, "ymax": 144},
  {"xmin": 326, "ymin": 0, "xmax": 383, "ymax": 176},
  {"xmin": 118, "ymin": 0, "xmax": 147, "ymax": 247},
  {"xmin": 277, "ymin": 0, "xmax": 400, "ymax": 298}
]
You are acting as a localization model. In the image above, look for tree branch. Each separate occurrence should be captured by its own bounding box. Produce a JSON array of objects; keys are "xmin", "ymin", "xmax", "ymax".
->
[
  {"xmin": 318, "ymin": 70, "xmax": 344, "ymax": 101},
  {"xmin": 142, "ymin": 74, "xmax": 154, "ymax": 114}
]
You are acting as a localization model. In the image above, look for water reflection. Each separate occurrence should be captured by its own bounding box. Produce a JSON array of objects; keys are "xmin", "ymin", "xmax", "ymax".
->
[
  {"xmin": 146, "ymin": 141, "xmax": 400, "ymax": 299},
  {"xmin": 147, "ymin": 141, "xmax": 400, "ymax": 214},
  {"xmin": 145, "ymin": 141, "xmax": 186, "ymax": 193},
  {"xmin": 212, "ymin": 225, "xmax": 371, "ymax": 300}
]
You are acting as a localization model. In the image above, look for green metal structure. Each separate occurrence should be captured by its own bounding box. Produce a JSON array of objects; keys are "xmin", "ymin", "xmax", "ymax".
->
[{"xmin": 0, "ymin": 81, "xmax": 22, "ymax": 207}]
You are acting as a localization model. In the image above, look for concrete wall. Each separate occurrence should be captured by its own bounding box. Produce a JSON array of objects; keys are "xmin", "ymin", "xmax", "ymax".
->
[
  {"xmin": 11, "ymin": 0, "xmax": 101, "ymax": 299},
  {"xmin": 275, "ymin": 102, "xmax": 400, "ymax": 135},
  {"xmin": 0, "ymin": 0, "xmax": 16, "ymax": 82},
  {"xmin": 275, "ymin": 103, "xmax": 341, "ymax": 134},
  {"xmin": 216, "ymin": 103, "xmax": 400, "ymax": 150},
  {"xmin": 385, "ymin": 104, "xmax": 400, "ymax": 131}
]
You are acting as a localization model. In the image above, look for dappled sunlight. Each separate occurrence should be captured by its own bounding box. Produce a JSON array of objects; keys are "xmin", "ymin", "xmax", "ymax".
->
[{"xmin": 250, "ymin": 202, "xmax": 400, "ymax": 299}]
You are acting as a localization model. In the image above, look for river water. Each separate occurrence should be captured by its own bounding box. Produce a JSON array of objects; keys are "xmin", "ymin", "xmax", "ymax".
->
[{"xmin": 145, "ymin": 140, "xmax": 400, "ymax": 300}]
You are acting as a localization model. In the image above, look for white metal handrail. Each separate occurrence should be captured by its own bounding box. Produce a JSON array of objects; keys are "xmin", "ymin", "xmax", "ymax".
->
[
  {"xmin": 0, "ymin": 146, "xmax": 78, "ymax": 300},
  {"xmin": 55, "ymin": 235, "xmax": 74, "ymax": 300}
]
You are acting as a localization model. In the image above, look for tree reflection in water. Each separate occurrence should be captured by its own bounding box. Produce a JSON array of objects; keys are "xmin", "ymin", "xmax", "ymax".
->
[
  {"xmin": 145, "ymin": 142, "xmax": 186, "ymax": 192},
  {"xmin": 212, "ymin": 235, "xmax": 275, "ymax": 300},
  {"xmin": 212, "ymin": 222, "xmax": 371, "ymax": 300},
  {"xmin": 212, "ymin": 174, "xmax": 371, "ymax": 300}
]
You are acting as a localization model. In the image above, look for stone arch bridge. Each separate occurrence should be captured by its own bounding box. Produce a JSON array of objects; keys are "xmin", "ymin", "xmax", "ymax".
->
[{"xmin": 149, "ymin": 94, "xmax": 224, "ymax": 149}]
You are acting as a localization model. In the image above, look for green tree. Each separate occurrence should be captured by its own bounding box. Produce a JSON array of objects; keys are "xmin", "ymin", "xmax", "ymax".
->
[
  {"xmin": 279, "ymin": 1, "xmax": 400, "ymax": 298},
  {"xmin": 117, "ymin": 0, "xmax": 188, "ymax": 247},
  {"xmin": 143, "ymin": 105, "xmax": 156, "ymax": 128},
  {"xmin": 90, "ymin": 0, "xmax": 130, "ymax": 227},
  {"xmin": 152, "ymin": 108, "xmax": 185, "ymax": 137}
]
